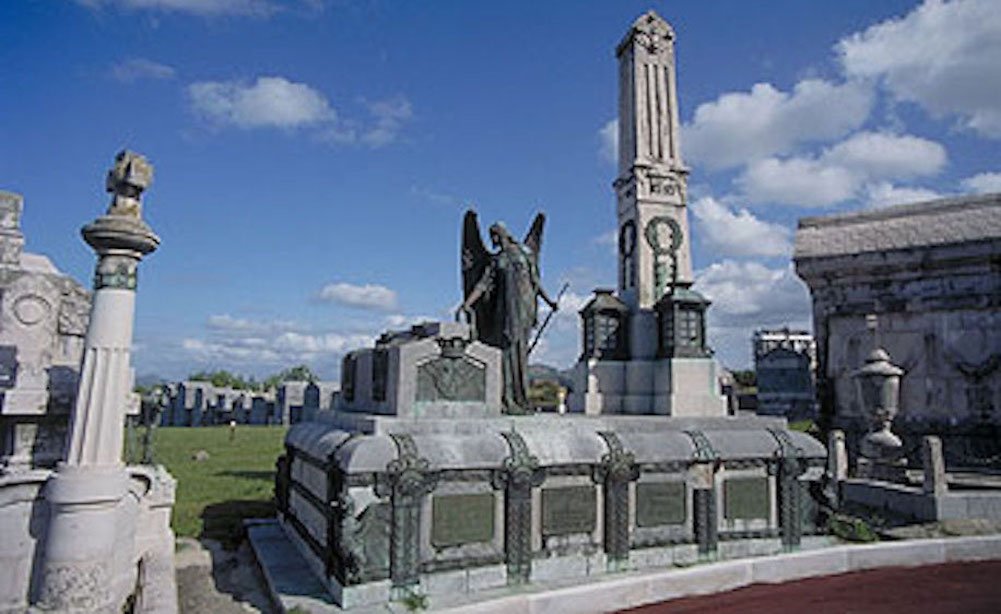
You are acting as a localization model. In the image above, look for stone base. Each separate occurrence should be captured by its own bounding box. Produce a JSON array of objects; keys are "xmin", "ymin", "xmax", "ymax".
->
[{"xmin": 567, "ymin": 356, "xmax": 728, "ymax": 417}]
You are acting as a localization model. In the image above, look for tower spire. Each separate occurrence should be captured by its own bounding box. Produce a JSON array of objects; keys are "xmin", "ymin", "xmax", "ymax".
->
[{"xmin": 615, "ymin": 10, "xmax": 693, "ymax": 309}]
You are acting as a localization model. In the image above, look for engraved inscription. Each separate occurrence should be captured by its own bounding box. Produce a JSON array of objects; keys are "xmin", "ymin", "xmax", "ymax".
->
[
  {"xmin": 416, "ymin": 357, "xmax": 486, "ymax": 402},
  {"xmin": 724, "ymin": 478, "xmax": 770, "ymax": 520},
  {"xmin": 636, "ymin": 481, "xmax": 685, "ymax": 527},
  {"xmin": 431, "ymin": 493, "xmax": 495, "ymax": 548},
  {"xmin": 542, "ymin": 486, "xmax": 596, "ymax": 536}
]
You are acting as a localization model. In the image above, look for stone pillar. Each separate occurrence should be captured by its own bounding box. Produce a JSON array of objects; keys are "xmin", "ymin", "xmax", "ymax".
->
[
  {"xmin": 594, "ymin": 432, "xmax": 639, "ymax": 571},
  {"xmin": 492, "ymin": 431, "xmax": 544, "ymax": 584},
  {"xmin": 37, "ymin": 151, "xmax": 160, "ymax": 613},
  {"xmin": 922, "ymin": 436, "xmax": 948, "ymax": 497}
]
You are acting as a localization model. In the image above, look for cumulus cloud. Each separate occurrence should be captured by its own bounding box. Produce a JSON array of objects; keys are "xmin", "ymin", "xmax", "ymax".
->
[
  {"xmin": 839, "ymin": 0, "xmax": 1001, "ymax": 138},
  {"xmin": 738, "ymin": 131, "xmax": 947, "ymax": 207},
  {"xmin": 738, "ymin": 157, "xmax": 858, "ymax": 207},
  {"xmin": 823, "ymin": 131, "xmax": 946, "ymax": 179},
  {"xmin": 317, "ymin": 282, "xmax": 398, "ymax": 311},
  {"xmin": 530, "ymin": 290, "xmax": 590, "ymax": 369},
  {"xmin": 961, "ymin": 171, "xmax": 1001, "ymax": 194},
  {"xmin": 77, "ymin": 0, "xmax": 280, "ymax": 17},
  {"xmin": 864, "ymin": 182, "xmax": 942, "ymax": 208},
  {"xmin": 110, "ymin": 58, "xmax": 176, "ymax": 82},
  {"xmin": 318, "ymin": 95, "xmax": 415, "ymax": 148},
  {"xmin": 691, "ymin": 197, "xmax": 792, "ymax": 257},
  {"xmin": 599, "ymin": 119, "xmax": 618, "ymax": 165},
  {"xmin": 682, "ymin": 79, "xmax": 874, "ymax": 170},
  {"xmin": 694, "ymin": 260, "xmax": 812, "ymax": 368},
  {"xmin": 188, "ymin": 76, "xmax": 335, "ymax": 129},
  {"xmin": 181, "ymin": 313, "xmax": 376, "ymax": 377}
]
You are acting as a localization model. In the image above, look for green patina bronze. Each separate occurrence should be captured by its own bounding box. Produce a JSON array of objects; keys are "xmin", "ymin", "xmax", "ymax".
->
[{"xmin": 431, "ymin": 493, "xmax": 495, "ymax": 548}]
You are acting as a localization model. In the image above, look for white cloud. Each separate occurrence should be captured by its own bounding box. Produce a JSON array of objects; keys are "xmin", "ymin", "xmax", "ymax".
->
[
  {"xmin": 839, "ymin": 0, "xmax": 1001, "ymax": 138},
  {"xmin": 188, "ymin": 76, "xmax": 335, "ymax": 129},
  {"xmin": 694, "ymin": 260, "xmax": 812, "ymax": 368},
  {"xmin": 682, "ymin": 79, "xmax": 874, "ymax": 170},
  {"xmin": 361, "ymin": 96, "xmax": 413, "ymax": 148},
  {"xmin": 823, "ymin": 131, "xmax": 946, "ymax": 179},
  {"xmin": 961, "ymin": 171, "xmax": 1001, "ymax": 194},
  {"xmin": 77, "ymin": 0, "xmax": 278, "ymax": 16},
  {"xmin": 317, "ymin": 95, "xmax": 415, "ymax": 148},
  {"xmin": 598, "ymin": 119, "xmax": 618, "ymax": 165},
  {"xmin": 691, "ymin": 197, "xmax": 792, "ymax": 257},
  {"xmin": 317, "ymin": 282, "xmax": 398, "ymax": 311},
  {"xmin": 206, "ymin": 313, "xmax": 297, "ymax": 334},
  {"xmin": 181, "ymin": 313, "xmax": 377, "ymax": 378},
  {"xmin": 738, "ymin": 131, "xmax": 946, "ymax": 207},
  {"xmin": 531, "ymin": 290, "xmax": 590, "ymax": 369},
  {"xmin": 110, "ymin": 58, "xmax": 176, "ymax": 82},
  {"xmin": 738, "ymin": 157, "xmax": 858, "ymax": 207},
  {"xmin": 864, "ymin": 182, "xmax": 942, "ymax": 208}
]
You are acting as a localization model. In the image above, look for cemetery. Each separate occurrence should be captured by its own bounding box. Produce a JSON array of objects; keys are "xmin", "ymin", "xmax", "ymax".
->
[{"xmin": 0, "ymin": 6, "xmax": 999, "ymax": 614}]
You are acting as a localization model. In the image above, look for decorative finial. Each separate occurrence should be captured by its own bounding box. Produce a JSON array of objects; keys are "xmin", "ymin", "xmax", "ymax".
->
[{"xmin": 105, "ymin": 150, "xmax": 153, "ymax": 218}]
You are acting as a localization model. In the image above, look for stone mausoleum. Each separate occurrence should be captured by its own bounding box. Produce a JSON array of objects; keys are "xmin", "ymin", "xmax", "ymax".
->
[
  {"xmin": 795, "ymin": 194, "xmax": 1001, "ymax": 465},
  {"xmin": 0, "ymin": 191, "xmax": 93, "ymax": 471},
  {"xmin": 274, "ymin": 12, "xmax": 827, "ymax": 610}
]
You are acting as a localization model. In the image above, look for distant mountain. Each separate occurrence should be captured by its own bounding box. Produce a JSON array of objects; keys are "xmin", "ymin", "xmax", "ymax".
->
[{"xmin": 528, "ymin": 363, "xmax": 574, "ymax": 389}]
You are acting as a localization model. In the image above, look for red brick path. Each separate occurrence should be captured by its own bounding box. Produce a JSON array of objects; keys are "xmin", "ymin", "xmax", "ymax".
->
[{"xmin": 619, "ymin": 560, "xmax": 1001, "ymax": 614}]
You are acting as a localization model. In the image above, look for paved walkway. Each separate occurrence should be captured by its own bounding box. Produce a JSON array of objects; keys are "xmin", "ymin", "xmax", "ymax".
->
[{"xmin": 620, "ymin": 560, "xmax": 1001, "ymax": 614}]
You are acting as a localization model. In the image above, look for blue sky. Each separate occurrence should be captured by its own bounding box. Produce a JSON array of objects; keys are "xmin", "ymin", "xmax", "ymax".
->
[{"xmin": 2, "ymin": 0, "xmax": 1000, "ymax": 380}]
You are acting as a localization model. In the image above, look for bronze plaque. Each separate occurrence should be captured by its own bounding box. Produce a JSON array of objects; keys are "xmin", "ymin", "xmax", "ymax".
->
[
  {"xmin": 636, "ymin": 482, "xmax": 686, "ymax": 527},
  {"xmin": 431, "ymin": 493, "xmax": 495, "ymax": 548},
  {"xmin": 542, "ymin": 486, "xmax": 596, "ymax": 536},
  {"xmin": 724, "ymin": 478, "xmax": 770, "ymax": 520}
]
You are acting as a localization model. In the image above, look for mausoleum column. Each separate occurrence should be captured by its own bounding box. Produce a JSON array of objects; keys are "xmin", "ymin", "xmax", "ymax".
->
[
  {"xmin": 37, "ymin": 151, "xmax": 160, "ymax": 613},
  {"xmin": 65, "ymin": 151, "xmax": 159, "ymax": 467}
]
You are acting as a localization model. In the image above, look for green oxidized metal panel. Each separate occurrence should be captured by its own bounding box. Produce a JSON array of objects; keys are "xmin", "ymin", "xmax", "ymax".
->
[
  {"xmin": 431, "ymin": 493, "xmax": 495, "ymax": 548},
  {"xmin": 416, "ymin": 357, "xmax": 486, "ymax": 402},
  {"xmin": 724, "ymin": 477, "xmax": 770, "ymax": 520},
  {"xmin": 636, "ymin": 482, "xmax": 686, "ymax": 527},
  {"xmin": 542, "ymin": 486, "xmax": 596, "ymax": 536}
]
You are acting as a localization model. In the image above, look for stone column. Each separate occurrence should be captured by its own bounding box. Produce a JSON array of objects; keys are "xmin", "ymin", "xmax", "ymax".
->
[{"xmin": 37, "ymin": 151, "xmax": 160, "ymax": 613}]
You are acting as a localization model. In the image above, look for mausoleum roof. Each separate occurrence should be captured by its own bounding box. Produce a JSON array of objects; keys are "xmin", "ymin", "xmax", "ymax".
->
[{"xmin": 794, "ymin": 192, "xmax": 1001, "ymax": 259}]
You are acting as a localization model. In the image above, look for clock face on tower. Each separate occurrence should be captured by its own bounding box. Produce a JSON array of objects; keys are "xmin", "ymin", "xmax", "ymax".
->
[{"xmin": 644, "ymin": 216, "xmax": 683, "ymax": 256}]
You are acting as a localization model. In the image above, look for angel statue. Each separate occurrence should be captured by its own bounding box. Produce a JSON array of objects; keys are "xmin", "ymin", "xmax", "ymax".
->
[{"xmin": 457, "ymin": 210, "xmax": 559, "ymax": 414}]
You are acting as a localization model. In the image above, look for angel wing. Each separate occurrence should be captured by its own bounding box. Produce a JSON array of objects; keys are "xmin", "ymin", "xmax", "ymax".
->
[
  {"xmin": 523, "ymin": 212, "xmax": 545, "ymax": 269},
  {"xmin": 461, "ymin": 209, "xmax": 491, "ymax": 300}
]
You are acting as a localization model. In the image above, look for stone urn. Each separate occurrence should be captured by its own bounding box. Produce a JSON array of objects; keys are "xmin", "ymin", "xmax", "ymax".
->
[{"xmin": 853, "ymin": 348, "xmax": 906, "ymax": 479}]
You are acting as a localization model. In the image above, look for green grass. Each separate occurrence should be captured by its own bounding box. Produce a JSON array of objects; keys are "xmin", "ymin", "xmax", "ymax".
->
[
  {"xmin": 789, "ymin": 419, "xmax": 815, "ymax": 433},
  {"xmin": 155, "ymin": 425, "xmax": 287, "ymax": 545}
]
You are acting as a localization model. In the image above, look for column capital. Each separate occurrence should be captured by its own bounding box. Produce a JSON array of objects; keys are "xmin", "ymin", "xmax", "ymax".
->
[{"xmin": 81, "ymin": 151, "xmax": 160, "ymax": 258}]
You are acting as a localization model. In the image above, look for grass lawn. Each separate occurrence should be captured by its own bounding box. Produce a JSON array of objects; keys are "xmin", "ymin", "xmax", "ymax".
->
[{"xmin": 155, "ymin": 425, "xmax": 287, "ymax": 545}]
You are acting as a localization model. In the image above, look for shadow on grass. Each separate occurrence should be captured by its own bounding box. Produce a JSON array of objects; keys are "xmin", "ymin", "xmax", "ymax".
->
[
  {"xmin": 216, "ymin": 470, "xmax": 276, "ymax": 481},
  {"xmin": 200, "ymin": 499, "xmax": 276, "ymax": 549}
]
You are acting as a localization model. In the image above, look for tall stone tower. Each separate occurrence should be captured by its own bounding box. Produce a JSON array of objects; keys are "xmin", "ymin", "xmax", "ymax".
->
[
  {"xmin": 615, "ymin": 11, "xmax": 692, "ymax": 311},
  {"xmin": 567, "ymin": 11, "xmax": 724, "ymax": 417}
]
